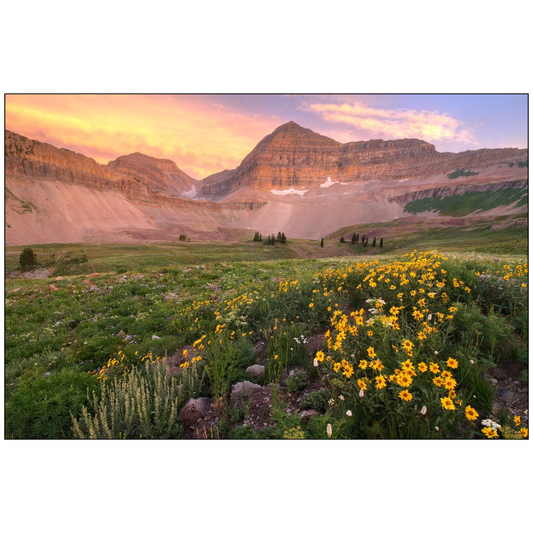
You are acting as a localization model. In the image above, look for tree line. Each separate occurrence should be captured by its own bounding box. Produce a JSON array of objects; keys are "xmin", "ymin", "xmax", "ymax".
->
[
  {"xmin": 253, "ymin": 231, "xmax": 287, "ymax": 245},
  {"xmin": 320, "ymin": 233, "xmax": 384, "ymax": 248}
]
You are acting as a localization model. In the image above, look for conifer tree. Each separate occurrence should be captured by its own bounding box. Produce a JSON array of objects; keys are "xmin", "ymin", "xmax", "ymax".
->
[
  {"xmin": 320, "ymin": 238, "xmax": 324, "ymax": 248},
  {"xmin": 340, "ymin": 236, "xmax": 345, "ymax": 243},
  {"xmin": 351, "ymin": 233, "xmax": 356, "ymax": 244},
  {"xmin": 372, "ymin": 237, "xmax": 377, "ymax": 247},
  {"xmin": 19, "ymin": 247, "xmax": 37, "ymax": 271},
  {"xmin": 380, "ymin": 238, "xmax": 384, "ymax": 248},
  {"xmin": 356, "ymin": 233, "xmax": 359, "ymax": 243}
]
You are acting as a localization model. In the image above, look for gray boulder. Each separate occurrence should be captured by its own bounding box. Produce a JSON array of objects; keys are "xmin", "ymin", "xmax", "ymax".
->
[
  {"xmin": 231, "ymin": 381, "xmax": 262, "ymax": 400},
  {"xmin": 245, "ymin": 364, "xmax": 265, "ymax": 378},
  {"xmin": 179, "ymin": 397, "xmax": 212, "ymax": 426}
]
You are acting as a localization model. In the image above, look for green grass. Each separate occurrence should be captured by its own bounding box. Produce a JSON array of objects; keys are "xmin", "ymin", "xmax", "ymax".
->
[
  {"xmin": 5, "ymin": 240, "xmax": 380, "ymax": 276},
  {"xmin": 405, "ymin": 188, "xmax": 527, "ymax": 217},
  {"xmin": 448, "ymin": 169, "xmax": 479, "ymax": 179}
]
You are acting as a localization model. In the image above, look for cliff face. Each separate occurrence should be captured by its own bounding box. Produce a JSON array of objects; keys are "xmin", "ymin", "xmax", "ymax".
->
[
  {"xmin": 5, "ymin": 130, "xmax": 129, "ymax": 191},
  {"xmin": 199, "ymin": 121, "xmax": 528, "ymax": 197}
]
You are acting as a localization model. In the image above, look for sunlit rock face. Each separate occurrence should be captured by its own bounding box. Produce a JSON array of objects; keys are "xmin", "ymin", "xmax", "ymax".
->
[{"xmin": 199, "ymin": 121, "xmax": 527, "ymax": 197}]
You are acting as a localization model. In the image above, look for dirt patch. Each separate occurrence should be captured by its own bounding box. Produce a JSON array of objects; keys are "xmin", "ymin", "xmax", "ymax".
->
[
  {"xmin": 7, "ymin": 267, "xmax": 54, "ymax": 279},
  {"xmin": 487, "ymin": 361, "xmax": 528, "ymax": 426}
]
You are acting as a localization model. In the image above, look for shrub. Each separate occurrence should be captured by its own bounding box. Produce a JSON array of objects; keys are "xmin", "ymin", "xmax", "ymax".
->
[{"xmin": 72, "ymin": 361, "xmax": 184, "ymax": 439}]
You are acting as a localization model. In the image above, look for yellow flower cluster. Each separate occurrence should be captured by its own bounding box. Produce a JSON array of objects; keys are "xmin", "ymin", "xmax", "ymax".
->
[
  {"xmin": 475, "ymin": 262, "xmax": 528, "ymax": 285},
  {"xmin": 89, "ymin": 350, "xmax": 159, "ymax": 380}
]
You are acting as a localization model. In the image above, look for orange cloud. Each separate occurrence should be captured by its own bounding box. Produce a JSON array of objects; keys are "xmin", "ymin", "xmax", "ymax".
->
[
  {"xmin": 300, "ymin": 100, "xmax": 477, "ymax": 145},
  {"xmin": 5, "ymin": 95, "xmax": 280, "ymax": 179}
]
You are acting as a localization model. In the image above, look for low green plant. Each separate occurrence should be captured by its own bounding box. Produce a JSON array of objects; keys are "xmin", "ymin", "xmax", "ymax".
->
[
  {"xmin": 286, "ymin": 369, "xmax": 309, "ymax": 393},
  {"xmin": 300, "ymin": 389, "xmax": 330, "ymax": 413}
]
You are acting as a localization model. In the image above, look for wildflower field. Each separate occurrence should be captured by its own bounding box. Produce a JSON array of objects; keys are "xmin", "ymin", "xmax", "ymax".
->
[{"xmin": 4, "ymin": 245, "xmax": 529, "ymax": 439}]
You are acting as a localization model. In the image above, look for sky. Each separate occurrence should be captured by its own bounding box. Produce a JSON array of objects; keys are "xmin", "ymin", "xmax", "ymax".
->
[{"xmin": 5, "ymin": 94, "xmax": 528, "ymax": 180}]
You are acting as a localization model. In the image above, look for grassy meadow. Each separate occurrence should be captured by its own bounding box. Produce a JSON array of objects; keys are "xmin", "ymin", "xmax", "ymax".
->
[{"xmin": 4, "ymin": 219, "xmax": 529, "ymax": 439}]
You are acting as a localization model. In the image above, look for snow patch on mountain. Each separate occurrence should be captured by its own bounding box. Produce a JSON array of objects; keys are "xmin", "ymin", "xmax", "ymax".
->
[
  {"xmin": 181, "ymin": 185, "xmax": 198, "ymax": 198},
  {"xmin": 270, "ymin": 188, "xmax": 308, "ymax": 196},
  {"xmin": 320, "ymin": 177, "xmax": 348, "ymax": 188}
]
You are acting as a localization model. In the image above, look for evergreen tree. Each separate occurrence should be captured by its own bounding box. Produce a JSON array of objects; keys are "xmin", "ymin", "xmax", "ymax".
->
[
  {"xmin": 277, "ymin": 231, "xmax": 282, "ymax": 242},
  {"xmin": 320, "ymin": 238, "xmax": 324, "ymax": 248},
  {"xmin": 363, "ymin": 238, "xmax": 368, "ymax": 247},
  {"xmin": 340, "ymin": 236, "xmax": 345, "ymax": 243},
  {"xmin": 356, "ymin": 233, "xmax": 359, "ymax": 243},
  {"xmin": 351, "ymin": 233, "xmax": 356, "ymax": 244},
  {"xmin": 20, "ymin": 247, "xmax": 37, "ymax": 271},
  {"xmin": 379, "ymin": 238, "xmax": 384, "ymax": 248},
  {"xmin": 372, "ymin": 237, "xmax": 377, "ymax": 247},
  {"xmin": 281, "ymin": 232, "xmax": 287, "ymax": 244}
]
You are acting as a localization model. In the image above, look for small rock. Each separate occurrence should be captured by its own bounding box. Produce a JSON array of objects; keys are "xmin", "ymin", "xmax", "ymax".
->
[
  {"xmin": 179, "ymin": 397, "xmax": 212, "ymax": 426},
  {"xmin": 300, "ymin": 409, "xmax": 320, "ymax": 422},
  {"xmin": 500, "ymin": 390, "xmax": 519, "ymax": 405},
  {"xmin": 231, "ymin": 381, "xmax": 262, "ymax": 400},
  {"xmin": 49, "ymin": 284, "xmax": 58, "ymax": 291},
  {"xmin": 43, "ymin": 372, "xmax": 52, "ymax": 377},
  {"xmin": 245, "ymin": 364, "xmax": 265, "ymax": 377},
  {"xmin": 289, "ymin": 369, "xmax": 296, "ymax": 377},
  {"xmin": 164, "ymin": 293, "xmax": 178, "ymax": 301},
  {"xmin": 152, "ymin": 335, "xmax": 161, "ymax": 340},
  {"xmin": 492, "ymin": 368, "xmax": 507, "ymax": 380},
  {"xmin": 55, "ymin": 276, "xmax": 64, "ymax": 281},
  {"xmin": 490, "ymin": 378, "xmax": 498, "ymax": 385}
]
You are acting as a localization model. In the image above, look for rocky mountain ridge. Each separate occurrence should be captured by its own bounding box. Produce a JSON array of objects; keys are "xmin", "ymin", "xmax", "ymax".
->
[
  {"xmin": 199, "ymin": 121, "xmax": 527, "ymax": 197},
  {"xmin": 5, "ymin": 125, "xmax": 528, "ymax": 245}
]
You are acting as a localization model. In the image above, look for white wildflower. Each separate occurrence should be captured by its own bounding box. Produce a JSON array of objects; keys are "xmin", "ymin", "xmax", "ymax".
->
[
  {"xmin": 338, "ymin": 395, "xmax": 345, "ymax": 401},
  {"xmin": 346, "ymin": 410, "xmax": 353, "ymax": 417},
  {"xmin": 313, "ymin": 358, "xmax": 319, "ymax": 367},
  {"xmin": 427, "ymin": 314, "xmax": 432, "ymax": 321},
  {"xmin": 435, "ymin": 426, "xmax": 439, "ymax": 432},
  {"xmin": 421, "ymin": 406, "xmax": 427, "ymax": 415},
  {"xmin": 359, "ymin": 389, "xmax": 365, "ymax": 398},
  {"xmin": 328, "ymin": 398, "xmax": 335, "ymax": 406},
  {"xmin": 326, "ymin": 424, "xmax": 332, "ymax": 438}
]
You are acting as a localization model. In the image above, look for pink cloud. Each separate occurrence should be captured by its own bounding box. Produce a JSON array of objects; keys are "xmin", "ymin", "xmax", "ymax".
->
[{"xmin": 300, "ymin": 100, "xmax": 477, "ymax": 145}]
